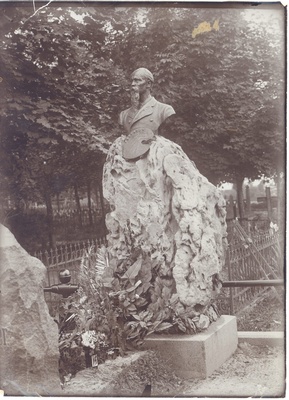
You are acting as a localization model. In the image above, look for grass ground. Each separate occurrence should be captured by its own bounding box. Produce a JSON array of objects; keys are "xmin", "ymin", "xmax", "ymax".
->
[{"xmin": 236, "ymin": 289, "xmax": 285, "ymax": 331}]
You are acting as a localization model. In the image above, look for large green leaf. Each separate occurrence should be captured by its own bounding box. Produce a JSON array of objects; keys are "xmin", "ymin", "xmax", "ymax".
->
[
  {"xmin": 121, "ymin": 258, "xmax": 142, "ymax": 281},
  {"xmin": 154, "ymin": 322, "xmax": 173, "ymax": 332}
]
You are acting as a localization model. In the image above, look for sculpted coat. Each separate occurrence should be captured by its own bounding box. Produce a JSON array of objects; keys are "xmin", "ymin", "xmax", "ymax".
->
[{"xmin": 119, "ymin": 96, "xmax": 175, "ymax": 135}]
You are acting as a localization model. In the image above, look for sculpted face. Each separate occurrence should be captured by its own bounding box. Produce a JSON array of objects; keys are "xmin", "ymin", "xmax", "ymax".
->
[
  {"xmin": 131, "ymin": 70, "xmax": 151, "ymax": 95},
  {"xmin": 130, "ymin": 70, "xmax": 152, "ymax": 108}
]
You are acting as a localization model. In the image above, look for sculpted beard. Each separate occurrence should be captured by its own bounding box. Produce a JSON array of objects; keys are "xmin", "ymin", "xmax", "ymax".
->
[{"xmin": 131, "ymin": 89, "xmax": 140, "ymax": 109}]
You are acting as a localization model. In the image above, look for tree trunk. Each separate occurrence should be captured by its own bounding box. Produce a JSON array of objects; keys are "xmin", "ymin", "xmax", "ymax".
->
[
  {"xmin": 56, "ymin": 193, "xmax": 60, "ymax": 213},
  {"xmin": 87, "ymin": 179, "xmax": 93, "ymax": 226},
  {"xmin": 236, "ymin": 176, "xmax": 245, "ymax": 220},
  {"xmin": 43, "ymin": 189, "xmax": 55, "ymax": 249},
  {"xmin": 94, "ymin": 182, "xmax": 100, "ymax": 210},
  {"xmin": 73, "ymin": 182, "xmax": 82, "ymax": 227},
  {"xmin": 276, "ymin": 167, "xmax": 284, "ymax": 231},
  {"xmin": 276, "ymin": 170, "xmax": 285, "ymax": 259},
  {"xmin": 245, "ymin": 185, "xmax": 252, "ymax": 216},
  {"xmin": 98, "ymin": 181, "xmax": 107, "ymax": 235}
]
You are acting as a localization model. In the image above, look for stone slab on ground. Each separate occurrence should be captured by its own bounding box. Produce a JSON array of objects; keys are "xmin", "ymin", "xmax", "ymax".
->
[
  {"xmin": 63, "ymin": 352, "xmax": 144, "ymax": 396},
  {"xmin": 238, "ymin": 331, "xmax": 284, "ymax": 347},
  {"xmin": 0, "ymin": 224, "xmax": 60, "ymax": 396},
  {"xmin": 143, "ymin": 315, "xmax": 238, "ymax": 379},
  {"xmin": 62, "ymin": 350, "xmax": 182, "ymax": 397}
]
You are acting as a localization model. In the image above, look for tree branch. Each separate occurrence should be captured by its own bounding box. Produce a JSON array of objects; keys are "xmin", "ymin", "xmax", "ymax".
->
[{"xmin": 22, "ymin": 0, "xmax": 55, "ymax": 24}]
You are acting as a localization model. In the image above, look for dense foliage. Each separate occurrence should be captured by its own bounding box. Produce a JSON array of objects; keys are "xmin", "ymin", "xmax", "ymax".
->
[
  {"xmin": 0, "ymin": 3, "xmax": 285, "ymax": 234},
  {"xmin": 57, "ymin": 244, "xmax": 219, "ymax": 377}
]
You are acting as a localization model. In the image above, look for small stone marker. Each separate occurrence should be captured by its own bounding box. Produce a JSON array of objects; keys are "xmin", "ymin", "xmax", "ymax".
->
[{"xmin": 0, "ymin": 224, "xmax": 60, "ymax": 395}]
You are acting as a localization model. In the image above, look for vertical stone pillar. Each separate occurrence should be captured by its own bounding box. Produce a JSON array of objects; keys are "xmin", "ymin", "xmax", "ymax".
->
[
  {"xmin": 266, "ymin": 186, "xmax": 272, "ymax": 221},
  {"xmin": 226, "ymin": 195, "xmax": 235, "ymax": 220}
]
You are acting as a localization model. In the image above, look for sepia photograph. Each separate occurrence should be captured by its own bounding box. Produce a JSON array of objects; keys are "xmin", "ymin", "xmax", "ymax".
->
[{"xmin": 0, "ymin": 1, "xmax": 286, "ymax": 397}]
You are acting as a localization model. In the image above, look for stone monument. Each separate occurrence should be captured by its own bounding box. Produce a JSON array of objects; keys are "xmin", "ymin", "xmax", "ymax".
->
[
  {"xmin": 103, "ymin": 68, "xmax": 227, "ymax": 329},
  {"xmin": 0, "ymin": 224, "xmax": 61, "ymax": 395}
]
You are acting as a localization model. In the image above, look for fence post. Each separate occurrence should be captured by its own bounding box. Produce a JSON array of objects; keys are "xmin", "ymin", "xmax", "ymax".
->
[
  {"xmin": 64, "ymin": 244, "xmax": 68, "ymax": 269},
  {"xmin": 42, "ymin": 249, "xmax": 52, "ymax": 303},
  {"xmin": 226, "ymin": 246, "xmax": 234, "ymax": 315}
]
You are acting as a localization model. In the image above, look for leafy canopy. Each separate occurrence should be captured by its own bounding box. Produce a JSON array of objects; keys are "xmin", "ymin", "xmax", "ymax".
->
[{"xmin": 0, "ymin": 4, "xmax": 285, "ymax": 207}]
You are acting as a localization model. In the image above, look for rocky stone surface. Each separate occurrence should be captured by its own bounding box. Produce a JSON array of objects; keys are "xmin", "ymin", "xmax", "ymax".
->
[
  {"xmin": 103, "ymin": 136, "xmax": 227, "ymax": 321},
  {"xmin": 63, "ymin": 350, "xmax": 181, "ymax": 396},
  {"xmin": 0, "ymin": 224, "xmax": 60, "ymax": 395}
]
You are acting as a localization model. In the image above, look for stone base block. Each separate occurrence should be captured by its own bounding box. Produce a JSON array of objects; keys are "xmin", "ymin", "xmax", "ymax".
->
[{"xmin": 143, "ymin": 315, "xmax": 238, "ymax": 379}]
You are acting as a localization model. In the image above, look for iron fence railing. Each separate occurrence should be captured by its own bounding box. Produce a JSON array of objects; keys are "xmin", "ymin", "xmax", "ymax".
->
[
  {"xmin": 217, "ymin": 222, "xmax": 283, "ymax": 315},
  {"xmin": 37, "ymin": 226, "xmax": 283, "ymax": 316},
  {"xmin": 34, "ymin": 236, "xmax": 107, "ymax": 307},
  {"xmin": 34, "ymin": 237, "xmax": 107, "ymax": 286}
]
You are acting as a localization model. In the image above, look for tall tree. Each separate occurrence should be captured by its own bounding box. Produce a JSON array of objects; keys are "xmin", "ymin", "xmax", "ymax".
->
[
  {"xmin": 109, "ymin": 5, "xmax": 285, "ymax": 218},
  {"xmin": 0, "ymin": 3, "xmax": 285, "ymax": 228}
]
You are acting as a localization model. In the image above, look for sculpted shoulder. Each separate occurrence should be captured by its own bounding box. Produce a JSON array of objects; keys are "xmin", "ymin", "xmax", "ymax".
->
[
  {"xmin": 119, "ymin": 97, "xmax": 175, "ymax": 134},
  {"xmin": 119, "ymin": 108, "xmax": 131, "ymax": 126},
  {"xmin": 153, "ymin": 98, "xmax": 175, "ymax": 122}
]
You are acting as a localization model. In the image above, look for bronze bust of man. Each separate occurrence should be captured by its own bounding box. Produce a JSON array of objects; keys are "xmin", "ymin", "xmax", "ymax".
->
[{"xmin": 120, "ymin": 68, "xmax": 175, "ymax": 160}]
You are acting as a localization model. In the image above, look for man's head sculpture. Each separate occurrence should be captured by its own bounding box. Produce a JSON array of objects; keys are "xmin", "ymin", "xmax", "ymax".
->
[
  {"xmin": 121, "ymin": 67, "xmax": 175, "ymax": 160},
  {"xmin": 130, "ymin": 68, "xmax": 154, "ymax": 107},
  {"xmin": 131, "ymin": 68, "xmax": 154, "ymax": 83}
]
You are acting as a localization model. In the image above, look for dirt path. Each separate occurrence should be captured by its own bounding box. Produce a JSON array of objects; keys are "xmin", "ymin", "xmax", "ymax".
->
[
  {"xmin": 62, "ymin": 342, "xmax": 285, "ymax": 397},
  {"xmin": 180, "ymin": 342, "xmax": 285, "ymax": 397}
]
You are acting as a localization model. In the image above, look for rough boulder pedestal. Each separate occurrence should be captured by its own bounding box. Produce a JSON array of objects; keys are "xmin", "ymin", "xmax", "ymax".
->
[
  {"xmin": 103, "ymin": 136, "xmax": 227, "ymax": 326},
  {"xmin": 0, "ymin": 224, "xmax": 60, "ymax": 395}
]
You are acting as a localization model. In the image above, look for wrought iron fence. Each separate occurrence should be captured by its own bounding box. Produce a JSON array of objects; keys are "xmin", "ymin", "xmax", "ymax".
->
[
  {"xmin": 35, "ymin": 237, "xmax": 107, "ymax": 285},
  {"xmin": 38, "ymin": 223, "xmax": 283, "ymax": 316},
  {"xmin": 217, "ymin": 221, "xmax": 283, "ymax": 314},
  {"xmin": 34, "ymin": 236, "xmax": 107, "ymax": 307},
  {"xmin": 53, "ymin": 208, "xmax": 105, "ymax": 230}
]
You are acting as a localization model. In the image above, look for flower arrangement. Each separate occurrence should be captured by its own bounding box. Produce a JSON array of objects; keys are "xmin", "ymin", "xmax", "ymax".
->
[{"xmin": 56, "ymin": 243, "xmax": 219, "ymax": 379}]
